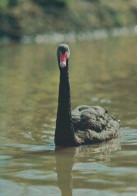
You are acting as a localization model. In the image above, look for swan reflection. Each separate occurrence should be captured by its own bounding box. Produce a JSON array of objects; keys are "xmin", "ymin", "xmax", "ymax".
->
[{"xmin": 55, "ymin": 138, "xmax": 120, "ymax": 196}]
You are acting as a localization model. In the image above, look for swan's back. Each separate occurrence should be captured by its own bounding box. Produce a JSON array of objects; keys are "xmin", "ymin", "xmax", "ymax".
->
[{"xmin": 72, "ymin": 105, "xmax": 120, "ymax": 133}]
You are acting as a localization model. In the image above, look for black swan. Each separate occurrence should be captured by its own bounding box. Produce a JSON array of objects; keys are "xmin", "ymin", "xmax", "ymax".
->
[{"xmin": 55, "ymin": 43, "xmax": 120, "ymax": 146}]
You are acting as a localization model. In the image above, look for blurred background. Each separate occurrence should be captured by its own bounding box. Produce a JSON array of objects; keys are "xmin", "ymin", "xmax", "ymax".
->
[{"xmin": 0, "ymin": 0, "xmax": 137, "ymax": 41}]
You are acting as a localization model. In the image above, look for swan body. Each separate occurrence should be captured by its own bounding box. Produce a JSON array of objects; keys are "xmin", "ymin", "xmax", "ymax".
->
[{"xmin": 55, "ymin": 44, "xmax": 120, "ymax": 146}]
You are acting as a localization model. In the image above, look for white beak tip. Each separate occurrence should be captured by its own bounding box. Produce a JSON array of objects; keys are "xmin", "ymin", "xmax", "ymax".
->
[{"xmin": 60, "ymin": 61, "xmax": 66, "ymax": 68}]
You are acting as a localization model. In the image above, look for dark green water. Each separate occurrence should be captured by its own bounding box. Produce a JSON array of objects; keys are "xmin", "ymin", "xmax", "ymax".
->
[{"xmin": 0, "ymin": 36, "xmax": 137, "ymax": 196}]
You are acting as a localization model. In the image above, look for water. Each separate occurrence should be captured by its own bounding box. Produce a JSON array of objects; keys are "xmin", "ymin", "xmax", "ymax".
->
[{"xmin": 0, "ymin": 35, "xmax": 137, "ymax": 196}]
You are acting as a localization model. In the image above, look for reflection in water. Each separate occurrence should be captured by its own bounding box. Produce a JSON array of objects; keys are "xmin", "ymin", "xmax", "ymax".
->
[
  {"xmin": 0, "ymin": 138, "xmax": 120, "ymax": 196},
  {"xmin": 55, "ymin": 139, "xmax": 120, "ymax": 196},
  {"xmin": 55, "ymin": 147, "xmax": 74, "ymax": 196},
  {"xmin": 0, "ymin": 36, "xmax": 137, "ymax": 196}
]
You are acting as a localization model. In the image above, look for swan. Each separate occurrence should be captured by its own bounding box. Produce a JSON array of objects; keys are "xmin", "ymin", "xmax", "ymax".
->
[{"xmin": 55, "ymin": 43, "xmax": 120, "ymax": 146}]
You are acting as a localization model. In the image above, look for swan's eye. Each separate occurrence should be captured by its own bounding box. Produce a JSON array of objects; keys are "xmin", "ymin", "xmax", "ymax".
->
[{"xmin": 57, "ymin": 51, "xmax": 60, "ymax": 57}]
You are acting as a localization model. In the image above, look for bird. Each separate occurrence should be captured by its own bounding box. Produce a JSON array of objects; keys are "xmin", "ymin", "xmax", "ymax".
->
[{"xmin": 55, "ymin": 43, "xmax": 120, "ymax": 146}]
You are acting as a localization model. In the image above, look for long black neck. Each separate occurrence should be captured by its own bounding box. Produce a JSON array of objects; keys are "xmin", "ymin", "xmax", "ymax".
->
[{"xmin": 55, "ymin": 60, "xmax": 75, "ymax": 146}]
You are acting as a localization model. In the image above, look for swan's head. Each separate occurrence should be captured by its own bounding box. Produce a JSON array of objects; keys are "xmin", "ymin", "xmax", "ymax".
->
[{"xmin": 57, "ymin": 43, "xmax": 70, "ymax": 69}]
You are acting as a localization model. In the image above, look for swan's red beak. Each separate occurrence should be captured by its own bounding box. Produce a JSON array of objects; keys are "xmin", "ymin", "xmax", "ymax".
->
[{"xmin": 60, "ymin": 51, "xmax": 67, "ymax": 68}]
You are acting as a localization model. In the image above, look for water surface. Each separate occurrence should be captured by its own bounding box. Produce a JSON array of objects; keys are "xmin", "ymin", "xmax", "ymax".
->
[{"xmin": 0, "ymin": 36, "xmax": 137, "ymax": 196}]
